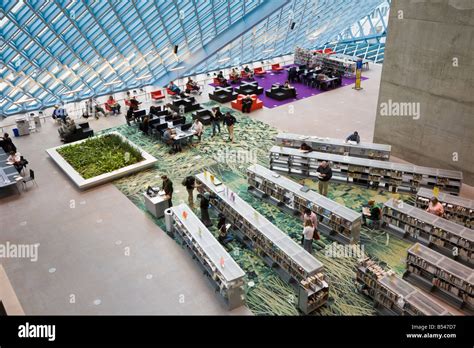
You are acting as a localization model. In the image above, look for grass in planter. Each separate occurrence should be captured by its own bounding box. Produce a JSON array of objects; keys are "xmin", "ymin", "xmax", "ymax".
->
[{"xmin": 57, "ymin": 134, "xmax": 143, "ymax": 179}]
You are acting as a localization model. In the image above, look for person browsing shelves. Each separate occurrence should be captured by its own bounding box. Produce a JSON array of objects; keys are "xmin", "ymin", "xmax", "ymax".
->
[
  {"xmin": 316, "ymin": 161, "xmax": 332, "ymax": 197},
  {"xmin": 426, "ymin": 197, "xmax": 444, "ymax": 217},
  {"xmin": 346, "ymin": 131, "xmax": 360, "ymax": 144}
]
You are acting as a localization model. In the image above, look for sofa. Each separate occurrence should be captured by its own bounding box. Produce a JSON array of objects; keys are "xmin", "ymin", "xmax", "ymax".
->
[
  {"xmin": 231, "ymin": 94, "xmax": 263, "ymax": 112},
  {"xmin": 265, "ymin": 84, "xmax": 297, "ymax": 101},
  {"xmin": 192, "ymin": 108, "xmax": 213, "ymax": 125},
  {"xmin": 63, "ymin": 122, "xmax": 94, "ymax": 143},
  {"xmin": 208, "ymin": 86, "xmax": 238, "ymax": 103},
  {"xmin": 235, "ymin": 81, "xmax": 264, "ymax": 95}
]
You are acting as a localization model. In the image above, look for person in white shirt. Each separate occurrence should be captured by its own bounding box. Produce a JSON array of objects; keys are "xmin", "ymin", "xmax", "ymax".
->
[
  {"xmin": 191, "ymin": 118, "xmax": 204, "ymax": 141},
  {"xmin": 7, "ymin": 151, "xmax": 21, "ymax": 165},
  {"xmin": 302, "ymin": 219, "xmax": 315, "ymax": 254}
]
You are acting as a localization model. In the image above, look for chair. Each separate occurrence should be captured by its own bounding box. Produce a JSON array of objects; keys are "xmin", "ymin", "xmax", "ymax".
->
[
  {"xmin": 271, "ymin": 64, "xmax": 284, "ymax": 73},
  {"xmin": 240, "ymin": 70, "xmax": 253, "ymax": 80},
  {"xmin": 166, "ymin": 88, "xmax": 179, "ymax": 99},
  {"xmin": 254, "ymin": 67, "xmax": 266, "ymax": 77},
  {"xmin": 151, "ymin": 90, "xmax": 166, "ymax": 102},
  {"xmin": 231, "ymin": 94, "xmax": 263, "ymax": 112},
  {"xmin": 22, "ymin": 169, "xmax": 37, "ymax": 190}
]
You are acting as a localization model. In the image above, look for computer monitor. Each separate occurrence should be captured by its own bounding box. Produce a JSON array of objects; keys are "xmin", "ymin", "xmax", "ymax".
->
[{"xmin": 133, "ymin": 109, "xmax": 146, "ymax": 118}]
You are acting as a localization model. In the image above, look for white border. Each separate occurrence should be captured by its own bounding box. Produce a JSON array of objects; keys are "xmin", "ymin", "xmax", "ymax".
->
[{"xmin": 46, "ymin": 131, "xmax": 158, "ymax": 190}]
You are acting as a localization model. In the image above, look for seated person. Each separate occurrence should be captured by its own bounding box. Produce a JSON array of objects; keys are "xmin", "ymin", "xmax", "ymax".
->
[
  {"xmin": 346, "ymin": 131, "xmax": 360, "ymax": 144},
  {"xmin": 171, "ymin": 112, "xmax": 181, "ymax": 120},
  {"xmin": 191, "ymin": 118, "xmax": 203, "ymax": 141},
  {"xmin": 299, "ymin": 142, "xmax": 312, "ymax": 152},
  {"xmin": 241, "ymin": 95, "xmax": 253, "ymax": 113},
  {"xmin": 140, "ymin": 115, "xmax": 150, "ymax": 135},
  {"xmin": 7, "ymin": 151, "xmax": 27, "ymax": 173},
  {"xmin": 129, "ymin": 96, "xmax": 141, "ymax": 111},
  {"xmin": 283, "ymin": 80, "xmax": 297, "ymax": 97},
  {"xmin": 52, "ymin": 105, "xmax": 68, "ymax": 123},
  {"xmin": 229, "ymin": 68, "xmax": 240, "ymax": 83},
  {"xmin": 185, "ymin": 78, "xmax": 201, "ymax": 94},
  {"xmin": 216, "ymin": 71, "xmax": 229, "ymax": 86},
  {"xmin": 426, "ymin": 197, "xmax": 444, "ymax": 217},
  {"xmin": 162, "ymin": 127, "xmax": 182, "ymax": 153},
  {"xmin": 217, "ymin": 214, "xmax": 234, "ymax": 245},
  {"xmin": 167, "ymin": 81, "xmax": 181, "ymax": 94},
  {"xmin": 125, "ymin": 108, "xmax": 134, "ymax": 126},
  {"xmin": 58, "ymin": 118, "xmax": 76, "ymax": 139},
  {"xmin": 106, "ymin": 96, "xmax": 121, "ymax": 114},
  {"xmin": 362, "ymin": 200, "xmax": 381, "ymax": 229},
  {"xmin": 243, "ymin": 65, "xmax": 254, "ymax": 79}
]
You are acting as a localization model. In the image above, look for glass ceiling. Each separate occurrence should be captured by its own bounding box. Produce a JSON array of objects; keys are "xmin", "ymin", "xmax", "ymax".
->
[{"xmin": 1, "ymin": 0, "xmax": 385, "ymax": 116}]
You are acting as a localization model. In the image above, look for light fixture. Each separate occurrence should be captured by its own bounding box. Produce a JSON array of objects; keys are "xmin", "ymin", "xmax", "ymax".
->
[
  {"xmin": 170, "ymin": 66, "xmax": 185, "ymax": 71},
  {"xmin": 62, "ymin": 88, "xmax": 83, "ymax": 95},
  {"xmin": 136, "ymin": 74, "xmax": 152, "ymax": 80},
  {"xmin": 13, "ymin": 98, "xmax": 37, "ymax": 104},
  {"xmin": 217, "ymin": 57, "xmax": 231, "ymax": 63},
  {"xmin": 104, "ymin": 80, "xmax": 122, "ymax": 86},
  {"xmin": 262, "ymin": 49, "xmax": 275, "ymax": 53}
]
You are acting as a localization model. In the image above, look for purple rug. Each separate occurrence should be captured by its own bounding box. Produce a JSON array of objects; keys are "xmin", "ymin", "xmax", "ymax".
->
[{"xmin": 209, "ymin": 66, "xmax": 369, "ymax": 109}]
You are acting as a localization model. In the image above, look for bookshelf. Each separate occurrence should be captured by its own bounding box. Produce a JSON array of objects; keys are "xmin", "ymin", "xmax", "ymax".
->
[
  {"xmin": 169, "ymin": 204, "xmax": 246, "ymax": 310},
  {"xmin": 415, "ymin": 187, "xmax": 473, "ymax": 228},
  {"xmin": 269, "ymin": 146, "xmax": 463, "ymax": 195},
  {"xmin": 356, "ymin": 257, "xmax": 451, "ymax": 316},
  {"xmin": 404, "ymin": 243, "xmax": 473, "ymax": 313},
  {"xmin": 294, "ymin": 47, "xmax": 356, "ymax": 76},
  {"xmin": 382, "ymin": 198, "xmax": 473, "ymax": 267},
  {"xmin": 195, "ymin": 171, "xmax": 329, "ymax": 314},
  {"xmin": 275, "ymin": 132, "xmax": 391, "ymax": 160},
  {"xmin": 247, "ymin": 164, "xmax": 361, "ymax": 244}
]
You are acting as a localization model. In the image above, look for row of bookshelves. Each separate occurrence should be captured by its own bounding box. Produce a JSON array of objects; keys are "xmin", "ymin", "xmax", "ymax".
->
[
  {"xmin": 355, "ymin": 257, "xmax": 451, "ymax": 315},
  {"xmin": 194, "ymin": 171, "xmax": 329, "ymax": 314},
  {"xmin": 269, "ymin": 146, "xmax": 463, "ymax": 195},
  {"xmin": 274, "ymin": 132, "xmax": 391, "ymax": 161},
  {"xmin": 382, "ymin": 198, "xmax": 473, "ymax": 267},
  {"xmin": 405, "ymin": 243, "xmax": 473, "ymax": 312},
  {"xmin": 169, "ymin": 204, "xmax": 246, "ymax": 310},
  {"xmin": 247, "ymin": 164, "xmax": 361, "ymax": 244},
  {"xmin": 415, "ymin": 188, "xmax": 473, "ymax": 228}
]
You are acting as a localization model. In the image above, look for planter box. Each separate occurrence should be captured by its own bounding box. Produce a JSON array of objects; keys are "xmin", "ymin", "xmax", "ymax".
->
[{"xmin": 46, "ymin": 131, "xmax": 157, "ymax": 190}]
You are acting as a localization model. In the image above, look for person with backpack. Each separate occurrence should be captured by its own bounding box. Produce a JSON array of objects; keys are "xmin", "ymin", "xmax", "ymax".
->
[
  {"xmin": 223, "ymin": 112, "xmax": 237, "ymax": 142},
  {"xmin": 362, "ymin": 200, "xmax": 381, "ymax": 230},
  {"xmin": 182, "ymin": 176, "xmax": 199, "ymax": 208}
]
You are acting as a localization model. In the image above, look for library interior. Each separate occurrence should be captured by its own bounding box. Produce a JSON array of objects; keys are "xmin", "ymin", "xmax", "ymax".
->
[{"xmin": 1, "ymin": 0, "xmax": 473, "ymax": 318}]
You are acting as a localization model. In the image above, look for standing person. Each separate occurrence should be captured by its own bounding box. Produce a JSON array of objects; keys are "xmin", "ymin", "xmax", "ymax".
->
[
  {"xmin": 302, "ymin": 208, "xmax": 318, "ymax": 244},
  {"xmin": 426, "ymin": 197, "xmax": 444, "ymax": 217},
  {"xmin": 241, "ymin": 95, "xmax": 253, "ymax": 113},
  {"xmin": 210, "ymin": 107, "xmax": 222, "ymax": 137},
  {"xmin": 302, "ymin": 220, "xmax": 315, "ymax": 254},
  {"xmin": 316, "ymin": 161, "xmax": 332, "ymax": 197},
  {"xmin": 191, "ymin": 118, "xmax": 204, "ymax": 142},
  {"xmin": 161, "ymin": 175, "xmax": 174, "ymax": 208},
  {"xmin": 346, "ymin": 131, "xmax": 360, "ymax": 144},
  {"xmin": 223, "ymin": 112, "xmax": 237, "ymax": 142},
  {"xmin": 1, "ymin": 133, "xmax": 16, "ymax": 153},
  {"xmin": 182, "ymin": 176, "xmax": 197, "ymax": 208},
  {"xmin": 198, "ymin": 191, "xmax": 215, "ymax": 227}
]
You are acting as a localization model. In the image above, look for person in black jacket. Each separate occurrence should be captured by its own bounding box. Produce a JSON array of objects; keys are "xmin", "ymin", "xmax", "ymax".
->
[
  {"xmin": 197, "ymin": 191, "xmax": 215, "ymax": 227},
  {"xmin": 346, "ymin": 131, "xmax": 360, "ymax": 144},
  {"xmin": 1, "ymin": 133, "xmax": 16, "ymax": 153},
  {"xmin": 161, "ymin": 175, "xmax": 174, "ymax": 207},
  {"xmin": 316, "ymin": 161, "xmax": 332, "ymax": 197},
  {"xmin": 210, "ymin": 107, "xmax": 222, "ymax": 136},
  {"xmin": 182, "ymin": 176, "xmax": 199, "ymax": 208},
  {"xmin": 223, "ymin": 112, "xmax": 237, "ymax": 142}
]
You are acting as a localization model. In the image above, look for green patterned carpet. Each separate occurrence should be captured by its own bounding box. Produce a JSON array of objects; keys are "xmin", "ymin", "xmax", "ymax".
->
[{"xmin": 99, "ymin": 102, "xmax": 414, "ymax": 316}]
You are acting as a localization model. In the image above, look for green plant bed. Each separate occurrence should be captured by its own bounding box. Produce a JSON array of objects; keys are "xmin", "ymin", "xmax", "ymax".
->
[{"xmin": 57, "ymin": 134, "xmax": 144, "ymax": 179}]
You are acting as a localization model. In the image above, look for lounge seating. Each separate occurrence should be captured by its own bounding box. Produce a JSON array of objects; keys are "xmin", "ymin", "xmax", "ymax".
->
[
  {"xmin": 265, "ymin": 83, "xmax": 297, "ymax": 101},
  {"xmin": 192, "ymin": 108, "xmax": 212, "ymax": 125},
  {"xmin": 208, "ymin": 86, "xmax": 238, "ymax": 103},
  {"xmin": 231, "ymin": 94, "xmax": 263, "ymax": 112},
  {"xmin": 150, "ymin": 90, "xmax": 165, "ymax": 101},
  {"xmin": 235, "ymin": 81, "xmax": 264, "ymax": 95},
  {"xmin": 271, "ymin": 63, "xmax": 284, "ymax": 73},
  {"xmin": 166, "ymin": 87, "xmax": 179, "ymax": 99},
  {"xmin": 254, "ymin": 67, "xmax": 266, "ymax": 77},
  {"xmin": 63, "ymin": 122, "xmax": 94, "ymax": 143},
  {"xmin": 169, "ymin": 96, "xmax": 201, "ymax": 113}
]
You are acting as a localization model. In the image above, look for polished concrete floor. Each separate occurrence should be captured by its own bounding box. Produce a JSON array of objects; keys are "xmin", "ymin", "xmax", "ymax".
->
[{"xmin": 0, "ymin": 62, "xmax": 472, "ymax": 315}]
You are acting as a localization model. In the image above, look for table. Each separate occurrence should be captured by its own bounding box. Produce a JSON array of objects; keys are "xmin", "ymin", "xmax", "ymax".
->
[
  {"xmin": 143, "ymin": 190, "xmax": 169, "ymax": 218},
  {"xmin": 0, "ymin": 153, "xmax": 22, "ymax": 193}
]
